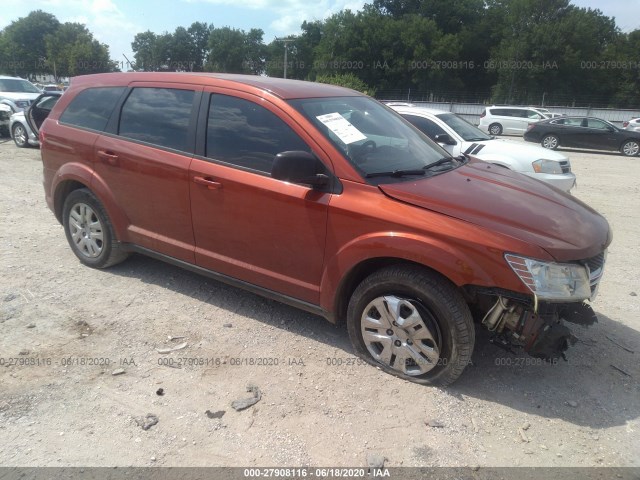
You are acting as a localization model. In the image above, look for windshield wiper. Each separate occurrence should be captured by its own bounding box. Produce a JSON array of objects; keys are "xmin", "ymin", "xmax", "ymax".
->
[
  {"xmin": 365, "ymin": 169, "xmax": 427, "ymax": 178},
  {"xmin": 424, "ymin": 157, "xmax": 458, "ymax": 170}
]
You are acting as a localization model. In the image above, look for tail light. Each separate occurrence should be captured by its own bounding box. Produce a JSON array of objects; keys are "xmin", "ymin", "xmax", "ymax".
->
[
  {"xmin": 526, "ymin": 123, "xmax": 535, "ymax": 131},
  {"xmin": 480, "ymin": 110, "xmax": 486, "ymax": 118},
  {"xmin": 623, "ymin": 121, "xmax": 629, "ymax": 128}
]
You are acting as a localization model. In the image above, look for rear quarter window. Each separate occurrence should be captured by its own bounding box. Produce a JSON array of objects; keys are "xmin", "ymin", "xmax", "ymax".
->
[{"xmin": 59, "ymin": 87, "xmax": 125, "ymax": 131}]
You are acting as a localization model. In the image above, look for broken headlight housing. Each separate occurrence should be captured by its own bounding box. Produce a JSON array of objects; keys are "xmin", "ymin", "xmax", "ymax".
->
[{"xmin": 505, "ymin": 254, "xmax": 591, "ymax": 301}]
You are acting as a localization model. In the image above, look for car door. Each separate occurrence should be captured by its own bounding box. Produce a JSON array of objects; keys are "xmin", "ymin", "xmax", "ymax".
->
[
  {"xmin": 189, "ymin": 91, "xmax": 331, "ymax": 304},
  {"xmin": 92, "ymin": 84, "xmax": 200, "ymax": 263},
  {"xmin": 580, "ymin": 118, "xmax": 621, "ymax": 150},
  {"xmin": 26, "ymin": 93, "xmax": 60, "ymax": 133}
]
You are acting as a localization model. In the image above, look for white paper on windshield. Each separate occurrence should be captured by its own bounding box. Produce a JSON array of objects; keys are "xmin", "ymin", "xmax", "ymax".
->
[{"xmin": 316, "ymin": 112, "xmax": 367, "ymax": 144}]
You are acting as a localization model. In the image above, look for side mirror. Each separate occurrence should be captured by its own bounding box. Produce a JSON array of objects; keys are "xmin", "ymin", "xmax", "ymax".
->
[
  {"xmin": 272, "ymin": 151, "xmax": 329, "ymax": 188},
  {"xmin": 434, "ymin": 133, "xmax": 457, "ymax": 146}
]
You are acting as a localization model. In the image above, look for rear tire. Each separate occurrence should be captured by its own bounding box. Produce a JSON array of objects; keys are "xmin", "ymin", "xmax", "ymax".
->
[
  {"xmin": 541, "ymin": 134, "xmax": 559, "ymax": 150},
  {"xmin": 621, "ymin": 140, "xmax": 639, "ymax": 157},
  {"xmin": 489, "ymin": 123, "xmax": 503, "ymax": 135},
  {"xmin": 347, "ymin": 265, "xmax": 474, "ymax": 386},
  {"xmin": 62, "ymin": 189, "xmax": 128, "ymax": 269}
]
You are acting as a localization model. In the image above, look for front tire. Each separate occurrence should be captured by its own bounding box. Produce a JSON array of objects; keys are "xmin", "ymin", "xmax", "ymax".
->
[
  {"xmin": 12, "ymin": 123, "xmax": 29, "ymax": 148},
  {"xmin": 347, "ymin": 265, "xmax": 474, "ymax": 386},
  {"xmin": 62, "ymin": 189, "xmax": 128, "ymax": 268},
  {"xmin": 541, "ymin": 134, "xmax": 559, "ymax": 150},
  {"xmin": 621, "ymin": 140, "xmax": 639, "ymax": 157}
]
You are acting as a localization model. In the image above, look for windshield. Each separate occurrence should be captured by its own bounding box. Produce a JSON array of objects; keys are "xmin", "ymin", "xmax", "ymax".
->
[
  {"xmin": 436, "ymin": 113, "xmax": 491, "ymax": 141},
  {"xmin": 0, "ymin": 79, "xmax": 41, "ymax": 94},
  {"xmin": 289, "ymin": 96, "xmax": 452, "ymax": 182}
]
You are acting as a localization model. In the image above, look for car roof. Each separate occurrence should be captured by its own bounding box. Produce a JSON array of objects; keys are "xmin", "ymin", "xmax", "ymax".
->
[{"xmin": 69, "ymin": 72, "xmax": 362, "ymax": 100}]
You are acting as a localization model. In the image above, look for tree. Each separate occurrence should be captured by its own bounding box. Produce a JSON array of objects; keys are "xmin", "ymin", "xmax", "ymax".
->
[
  {"xmin": 206, "ymin": 27, "xmax": 265, "ymax": 74},
  {"xmin": 315, "ymin": 73, "xmax": 373, "ymax": 94},
  {"xmin": 45, "ymin": 22, "xmax": 116, "ymax": 79},
  {"xmin": 131, "ymin": 31, "xmax": 158, "ymax": 71},
  {"xmin": 0, "ymin": 10, "xmax": 60, "ymax": 78},
  {"xmin": 188, "ymin": 22, "xmax": 213, "ymax": 71}
]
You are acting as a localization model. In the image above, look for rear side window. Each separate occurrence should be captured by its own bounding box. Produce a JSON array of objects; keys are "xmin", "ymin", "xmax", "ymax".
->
[
  {"xmin": 60, "ymin": 87, "xmax": 125, "ymax": 131},
  {"xmin": 206, "ymin": 94, "xmax": 309, "ymax": 173},
  {"xmin": 119, "ymin": 87, "xmax": 195, "ymax": 152}
]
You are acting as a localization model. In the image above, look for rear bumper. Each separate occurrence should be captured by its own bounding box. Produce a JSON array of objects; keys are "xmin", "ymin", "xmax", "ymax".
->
[{"xmin": 523, "ymin": 171, "xmax": 576, "ymax": 192}]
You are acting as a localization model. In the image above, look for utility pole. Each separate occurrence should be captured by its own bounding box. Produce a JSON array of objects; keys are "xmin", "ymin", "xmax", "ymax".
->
[
  {"xmin": 274, "ymin": 37, "xmax": 295, "ymax": 79},
  {"xmin": 123, "ymin": 53, "xmax": 134, "ymax": 71}
]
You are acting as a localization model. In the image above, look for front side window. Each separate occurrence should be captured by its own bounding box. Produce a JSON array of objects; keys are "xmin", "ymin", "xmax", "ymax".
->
[
  {"xmin": 402, "ymin": 114, "xmax": 447, "ymax": 139},
  {"xmin": 206, "ymin": 94, "xmax": 309, "ymax": 173},
  {"xmin": 437, "ymin": 113, "xmax": 491, "ymax": 141},
  {"xmin": 586, "ymin": 118, "xmax": 610, "ymax": 130},
  {"xmin": 290, "ymin": 96, "xmax": 453, "ymax": 183},
  {"xmin": 119, "ymin": 87, "xmax": 194, "ymax": 151},
  {"xmin": 60, "ymin": 87, "xmax": 125, "ymax": 132}
]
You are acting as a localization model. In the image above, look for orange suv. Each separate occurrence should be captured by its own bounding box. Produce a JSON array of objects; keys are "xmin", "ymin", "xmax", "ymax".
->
[{"xmin": 40, "ymin": 73, "xmax": 611, "ymax": 385}]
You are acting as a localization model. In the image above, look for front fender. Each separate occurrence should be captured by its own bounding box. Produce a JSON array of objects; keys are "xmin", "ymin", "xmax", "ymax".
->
[{"xmin": 318, "ymin": 231, "xmax": 506, "ymax": 313}]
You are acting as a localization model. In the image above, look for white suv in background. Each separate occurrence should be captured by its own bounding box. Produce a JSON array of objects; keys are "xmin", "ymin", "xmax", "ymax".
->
[
  {"xmin": 388, "ymin": 103, "xmax": 576, "ymax": 192},
  {"xmin": 479, "ymin": 105, "xmax": 550, "ymax": 135},
  {"xmin": 0, "ymin": 76, "xmax": 42, "ymax": 113}
]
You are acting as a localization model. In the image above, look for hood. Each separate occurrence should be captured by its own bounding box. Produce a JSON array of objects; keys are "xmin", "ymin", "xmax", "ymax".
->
[
  {"xmin": 379, "ymin": 159, "xmax": 611, "ymax": 261},
  {"xmin": 474, "ymin": 138, "xmax": 568, "ymax": 163},
  {"xmin": 0, "ymin": 92, "xmax": 41, "ymax": 102}
]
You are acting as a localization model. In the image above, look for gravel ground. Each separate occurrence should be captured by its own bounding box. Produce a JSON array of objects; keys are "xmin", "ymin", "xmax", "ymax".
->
[{"xmin": 0, "ymin": 135, "xmax": 638, "ymax": 470}]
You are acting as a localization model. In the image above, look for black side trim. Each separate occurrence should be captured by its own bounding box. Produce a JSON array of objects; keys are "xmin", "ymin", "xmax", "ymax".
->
[{"xmin": 126, "ymin": 245, "xmax": 334, "ymax": 322}]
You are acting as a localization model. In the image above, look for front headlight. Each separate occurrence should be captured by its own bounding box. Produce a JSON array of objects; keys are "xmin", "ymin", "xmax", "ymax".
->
[
  {"xmin": 505, "ymin": 254, "xmax": 591, "ymax": 301},
  {"xmin": 15, "ymin": 100, "xmax": 30, "ymax": 109},
  {"xmin": 532, "ymin": 159, "xmax": 563, "ymax": 174}
]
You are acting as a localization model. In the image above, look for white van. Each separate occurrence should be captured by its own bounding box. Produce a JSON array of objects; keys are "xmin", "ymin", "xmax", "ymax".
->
[{"xmin": 479, "ymin": 106, "xmax": 549, "ymax": 135}]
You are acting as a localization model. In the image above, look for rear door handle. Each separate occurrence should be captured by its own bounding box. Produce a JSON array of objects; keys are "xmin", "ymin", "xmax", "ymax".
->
[
  {"xmin": 193, "ymin": 176, "xmax": 222, "ymax": 190},
  {"xmin": 97, "ymin": 150, "xmax": 119, "ymax": 166}
]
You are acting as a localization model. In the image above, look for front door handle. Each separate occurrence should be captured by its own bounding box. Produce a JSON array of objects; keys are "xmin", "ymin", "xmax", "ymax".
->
[
  {"xmin": 193, "ymin": 176, "xmax": 222, "ymax": 190},
  {"xmin": 97, "ymin": 150, "xmax": 119, "ymax": 166}
]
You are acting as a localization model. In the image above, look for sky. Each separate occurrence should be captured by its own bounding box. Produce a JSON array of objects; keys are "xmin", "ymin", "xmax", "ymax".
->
[{"xmin": 1, "ymin": 0, "xmax": 639, "ymax": 67}]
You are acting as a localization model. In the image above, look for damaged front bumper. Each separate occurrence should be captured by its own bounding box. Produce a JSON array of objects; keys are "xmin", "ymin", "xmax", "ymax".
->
[{"xmin": 477, "ymin": 293, "xmax": 599, "ymax": 360}]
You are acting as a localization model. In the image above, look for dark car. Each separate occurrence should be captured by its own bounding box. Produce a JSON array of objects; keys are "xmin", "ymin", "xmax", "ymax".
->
[
  {"xmin": 10, "ymin": 91, "xmax": 62, "ymax": 148},
  {"xmin": 524, "ymin": 116, "xmax": 640, "ymax": 156}
]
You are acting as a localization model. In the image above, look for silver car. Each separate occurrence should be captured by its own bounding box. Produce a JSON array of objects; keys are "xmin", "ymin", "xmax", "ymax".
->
[
  {"xmin": 623, "ymin": 118, "xmax": 640, "ymax": 132},
  {"xmin": 10, "ymin": 91, "xmax": 62, "ymax": 148}
]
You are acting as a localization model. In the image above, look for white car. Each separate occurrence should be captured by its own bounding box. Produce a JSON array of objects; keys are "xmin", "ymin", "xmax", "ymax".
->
[
  {"xmin": 388, "ymin": 103, "xmax": 576, "ymax": 192},
  {"xmin": 478, "ymin": 105, "xmax": 550, "ymax": 135},
  {"xmin": 623, "ymin": 118, "xmax": 640, "ymax": 132},
  {"xmin": 0, "ymin": 76, "xmax": 42, "ymax": 113}
]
